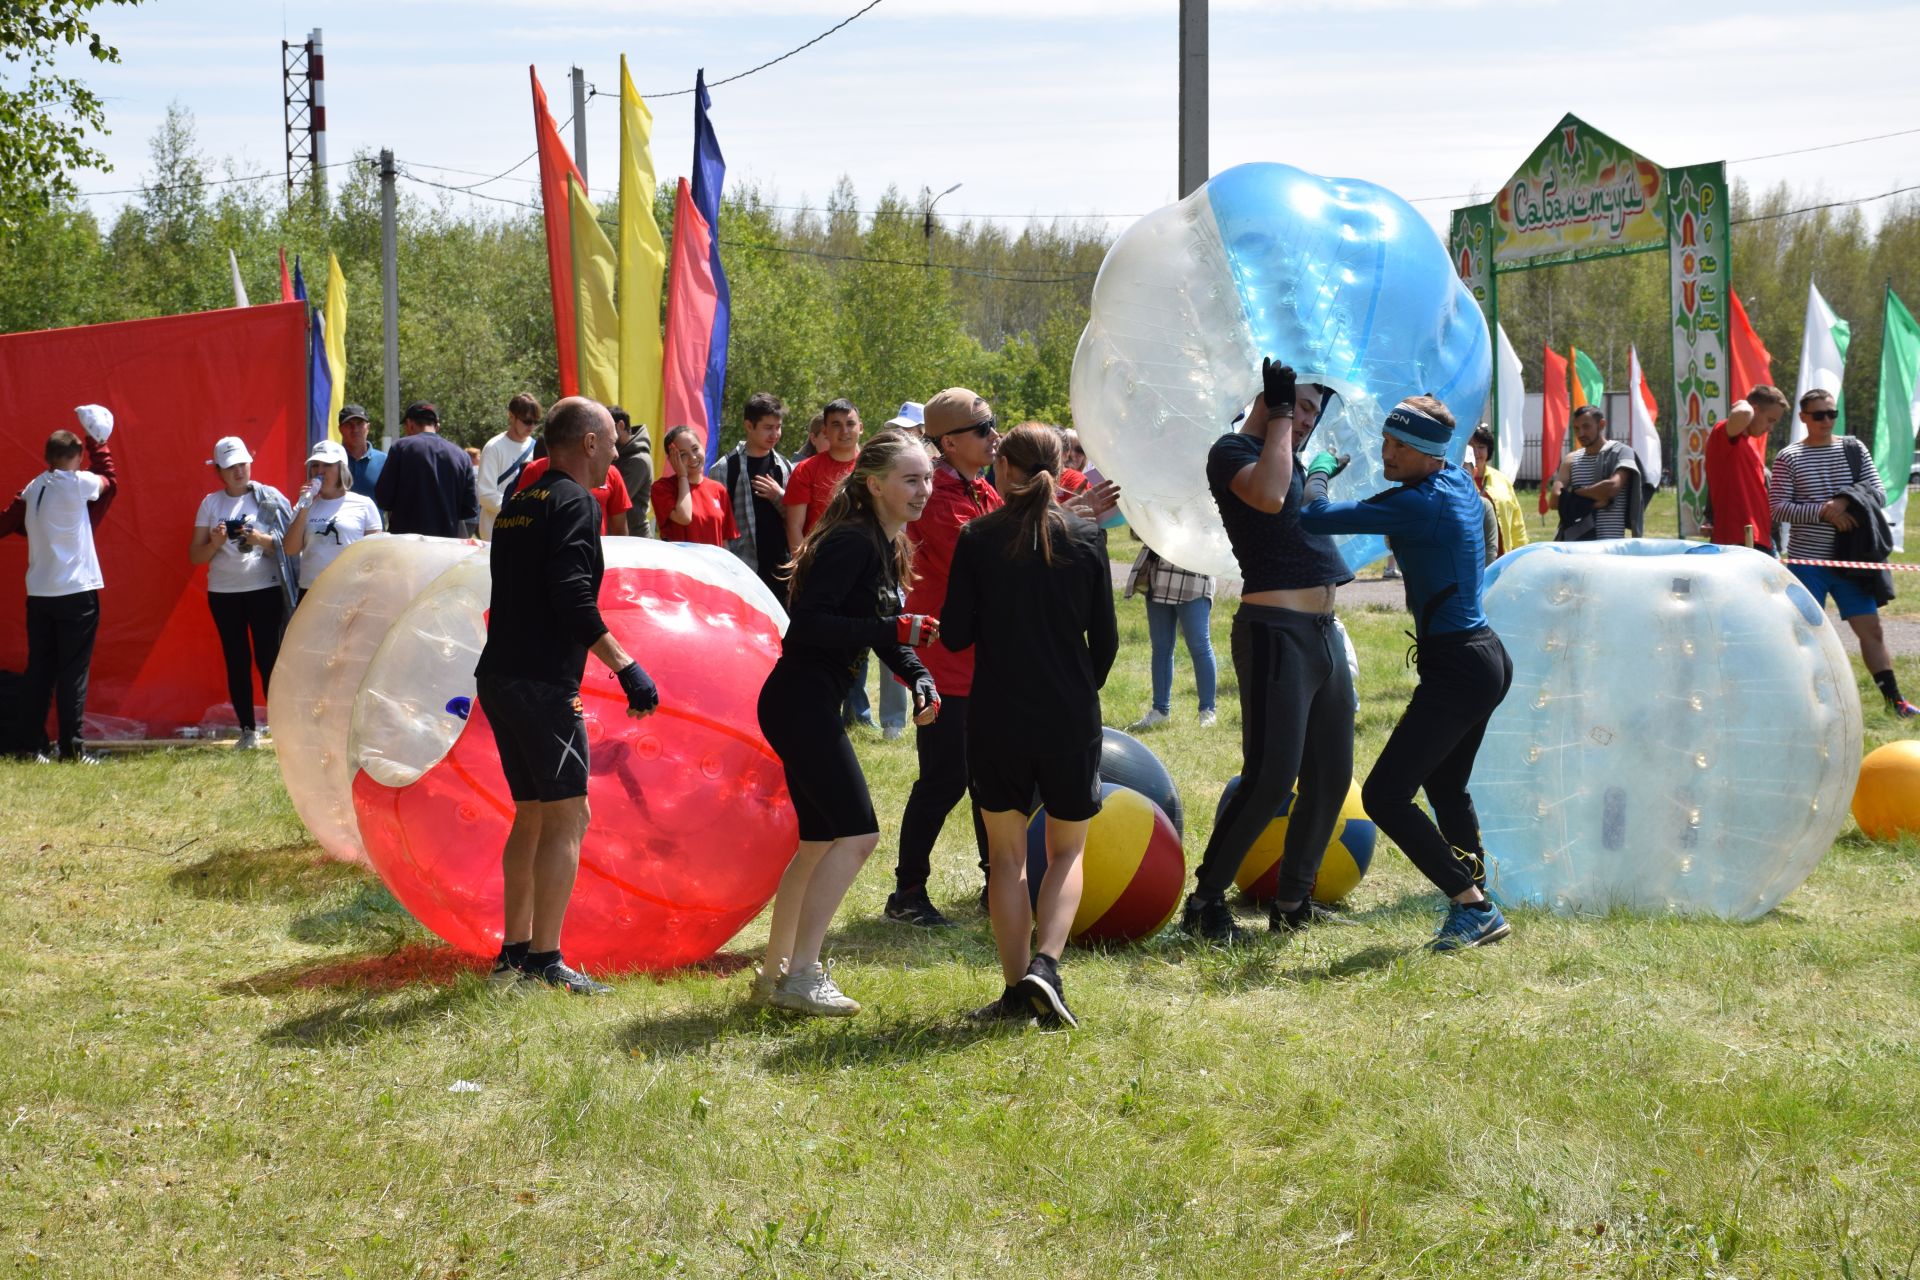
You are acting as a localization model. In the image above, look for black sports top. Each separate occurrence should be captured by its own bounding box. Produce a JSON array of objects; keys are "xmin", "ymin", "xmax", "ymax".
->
[
  {"xmin": 475, "ymin": 470, "xmax": 606, "ymax": 689},
  {"xmin": 775, "ymin": 524, "xmax": 928, "ymax": 697},
  {"xmin": 1205, "ymin": 431, "xmax": 1351, "ymax": 593}
]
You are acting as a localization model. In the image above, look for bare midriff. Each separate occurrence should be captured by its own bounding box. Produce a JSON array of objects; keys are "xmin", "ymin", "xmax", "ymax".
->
[{"xmin": 1242, "ymin": 584, "xmax": 1337, "ymax": 613}]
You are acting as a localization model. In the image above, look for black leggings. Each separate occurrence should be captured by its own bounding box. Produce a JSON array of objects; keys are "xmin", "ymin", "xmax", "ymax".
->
[
  {"xmin": 208, "ymin": 587, "xmax": 285, "ymax": 731},
  {"xmin": 1195, "ymin": 604, "xmax": 1355, "ymax": 902},
  {"xmin": 893, "ymin": 692, "xmax": 989, "ymax": 891},
  {"xmin": 23, "ymin": 590, "xmax": 99, "ymax": 754},
  {"xmin": 1363, "ymin": 627, "xmax": 1512, "ymax": 898},
  {"xmin": 758, "ymin": 665, "xmax": 878, "ymax": 843}
]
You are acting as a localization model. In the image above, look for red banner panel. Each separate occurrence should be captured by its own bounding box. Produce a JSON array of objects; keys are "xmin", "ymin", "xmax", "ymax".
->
[{"xmin": 0, "ymin": 302, "xmax": 308, "ymax": 738}]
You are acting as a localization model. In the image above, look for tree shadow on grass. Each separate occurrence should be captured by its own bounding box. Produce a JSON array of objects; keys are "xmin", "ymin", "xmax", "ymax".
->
[
  {"xmin": 168, "ymin": 841, "xmax": 365, "ymax": 903},
  {"xmin": 261, "ymin": 984, "xmax": 471, "ymax": 1048},
  {"xmin": 227, "ymin": 942, "xmax": 487, "ymax": 996}
]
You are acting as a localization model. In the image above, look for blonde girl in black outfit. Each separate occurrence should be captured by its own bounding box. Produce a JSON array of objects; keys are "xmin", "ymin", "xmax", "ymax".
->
[
  {"xmin": 754, "ymin": 431, "xmax": 942, "ymax": 1017},
  {"xmin": 940, "ymin": 424, "xmax": 1118, "ymax": 1027}
]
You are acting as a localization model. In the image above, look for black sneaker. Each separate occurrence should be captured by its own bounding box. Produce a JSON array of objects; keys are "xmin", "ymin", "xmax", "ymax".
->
[
  {"xmin": 884, "ymin": 886, "xmax": 956, "ymax": 928},
  {"xmin": 1180, "ymin": 892, "xmax": 1250, "ymax": 944},
  {"xmin": 1018, "ymin": 956, "xmax": 1078, "ymax": 1029},
  {"xmin": 978, "ymin": 884, "xmax": 991, "ymax": 915},
  {"xmin": 487, "ymin": 949, "xmax": 531, "ymax": 991},
  {"xmin": 1268, "ymin": 900, "xmax": 1355, "ymax": 934},
  {"xmin": 535, "ymin": 958, "xmax": 611, "ymax": 996},
  {"xmin": 967, "ymin": 986, "xmax": 1033, "ymax": 1024}
]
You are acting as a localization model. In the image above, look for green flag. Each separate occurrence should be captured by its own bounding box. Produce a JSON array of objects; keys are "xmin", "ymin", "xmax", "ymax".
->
[
  {"xmin": 1874, "ymin": 285, "xmax": 1919, "ymax": 553},
  {"xmin": 1571, "ymin": 347, "xmax": 1606, "ymax": 409}
]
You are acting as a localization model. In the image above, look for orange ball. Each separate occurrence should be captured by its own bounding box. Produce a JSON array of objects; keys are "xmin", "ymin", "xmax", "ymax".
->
[{"xmin": 1852, "ymin": 741, "xmax": 1920, "ymax": 842}]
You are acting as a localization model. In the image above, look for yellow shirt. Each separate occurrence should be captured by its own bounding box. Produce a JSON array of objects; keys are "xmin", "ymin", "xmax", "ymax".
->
[{"xmin": 1481, "ymin": 465, "xmax": 1529, "ymax": 558}]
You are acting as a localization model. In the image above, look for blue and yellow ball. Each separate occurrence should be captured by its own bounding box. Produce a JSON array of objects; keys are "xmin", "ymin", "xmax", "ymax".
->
[
  {"xmin": 1216, "ymin": 777, "xmax": 1376, "ymax": 905},
  {"xmin": 1026, "ymin": 783, "xmax": 1184, "ymax": 943}
]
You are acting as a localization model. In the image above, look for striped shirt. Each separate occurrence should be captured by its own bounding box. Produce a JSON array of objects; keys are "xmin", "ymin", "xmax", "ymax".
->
[
  {"xmin": 1123, "ymin": 546, "xmax": 1213, "ymax": 604},
  {"xmin": 1769, "ymin": 435, "xmax": 1881, "ymax": 559},
  {"xmin": 1570, "ymin": 442, "xmax": 1637, "ymax": 539}
]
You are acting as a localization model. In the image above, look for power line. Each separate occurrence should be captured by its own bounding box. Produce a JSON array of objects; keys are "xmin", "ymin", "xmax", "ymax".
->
[
  {"xmin": 1731, "ymin": 181, "xmax": 1920, "ymax": 225},
  {"xmin": 594, "ymin": 0, "xmax": 886, "ymax": 101},
  {"xmin": 1728, "ymin": 125, "xmax": 1920, "ymax": 165},
  {"xmin": 77, "ymin": 159, "xmax": 359, "ymax": 197}
]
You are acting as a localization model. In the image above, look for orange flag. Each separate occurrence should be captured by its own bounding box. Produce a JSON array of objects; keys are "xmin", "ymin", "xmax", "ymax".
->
[
  {"xmin": 1728, "ymin": 290, "xmax": 1774, "ymax": 402},
  {"xmin": 530, "ymin": 67, "xmax": 582, "ymax": 398}
]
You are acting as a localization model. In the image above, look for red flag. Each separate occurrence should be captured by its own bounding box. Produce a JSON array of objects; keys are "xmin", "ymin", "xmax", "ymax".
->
[
  {"xmin": 1540, "ymin": 345, "xmax": 1571, "ymax": 514},
  {"xmin": 1727, "ymin": 289, "xmax": 1774, "ymax": 401},
  {"xmin": 660, "ymin": 178, "xmax": 716, "ymax": 437},
  {"xmin": 278, "ymin": 247, "xmax": 294, "ymax": 303},
  {"xmin": 531, "ymin": 67, "xmax": 584, "ymax": 397}
]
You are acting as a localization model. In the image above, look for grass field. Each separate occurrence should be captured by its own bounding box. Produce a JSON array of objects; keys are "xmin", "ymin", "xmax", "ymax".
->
[{"xmin": 2, "ymin": 520, "xmax": 1918, "ymax": 1278}]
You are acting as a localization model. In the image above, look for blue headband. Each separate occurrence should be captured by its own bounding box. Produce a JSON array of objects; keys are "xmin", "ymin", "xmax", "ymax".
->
[{"xmin": 1382, "ymin": 403, "xmax": 1452, "ymax": 456}]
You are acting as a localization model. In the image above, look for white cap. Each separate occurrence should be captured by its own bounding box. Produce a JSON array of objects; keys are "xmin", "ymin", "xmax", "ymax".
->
[
  {"xmin": 73, "ymin": 405, "xmax": 114, "ymax": 440},
  {"xmin": 885, "ymin": 400, "xmax": 925, "ymax": 431},
  {"xmin": 210, "ymin": 437, "xmax": 253, "ymax": 468},
  {"xmin": 306, "ymin": 439, "xmax": 348, "ymax": 466}
]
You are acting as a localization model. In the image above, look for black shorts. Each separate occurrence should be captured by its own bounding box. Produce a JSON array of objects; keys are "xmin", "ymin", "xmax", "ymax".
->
[
  {"xmin": 476, "ymin": 674, "xmax": 588, "ymax": 803},
  {"xmin": 969, "ymin": 738, "xmax": 1103, "ymax": 822},
  {"xmin": 757, "ymin": 665, "xmax": 878, "ymax": 843}
]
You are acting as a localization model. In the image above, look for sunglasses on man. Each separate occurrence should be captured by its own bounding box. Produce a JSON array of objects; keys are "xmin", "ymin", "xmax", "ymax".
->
[
  {"xmin": 953, "ymin": 416, "xmax": 998, "ymax": 439},
  {"xmin": 1807, "ymin": 409, "xmax": 1839, "ymax": 421}
]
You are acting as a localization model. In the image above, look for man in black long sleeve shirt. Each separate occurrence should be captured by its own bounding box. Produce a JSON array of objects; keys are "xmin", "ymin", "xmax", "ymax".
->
[
  {"xmin": 474, "ymin": 397, "xmax": 659, "ymax": 995},
  {"xmin": 374, "ymin": 401, "xmax": 479, "ymax": 537}
]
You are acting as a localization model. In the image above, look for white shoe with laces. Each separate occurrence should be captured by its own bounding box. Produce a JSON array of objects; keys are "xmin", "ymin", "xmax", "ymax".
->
[
  {"xmin": 1198, "ymin": 709, "xmax": 1217, "ymax": 728},
  {"xmin": 747, "ymin": 962, "xmax": 784, "ymax": 1007},
  {"xmin": 771, "ymin": 961, "xmax": 861, "ymax": 1017},
  {"xmin": 1126, "ymin": 709, "xmax": 1170, "ymax": 733}
]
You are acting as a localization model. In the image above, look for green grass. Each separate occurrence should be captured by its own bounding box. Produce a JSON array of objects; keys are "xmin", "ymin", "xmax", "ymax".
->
[{"xmin": 2, "ymin": 534, "xmax": 1918, "ymax": 1278}]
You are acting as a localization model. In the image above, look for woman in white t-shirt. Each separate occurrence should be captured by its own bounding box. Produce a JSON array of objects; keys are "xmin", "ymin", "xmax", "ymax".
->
[
  {"xmin": 188, "ymin": 436, "xmax": 296, "ymax": 749},
  {"xmin": 283, "ymin": 438, "xmax": 384, "ymax": 600}
]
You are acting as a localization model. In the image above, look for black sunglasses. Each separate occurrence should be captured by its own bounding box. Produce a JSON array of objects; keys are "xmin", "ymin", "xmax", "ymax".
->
[
  {"xmin": 1807, "ymin": 409, "xmax": 1839, "ymax": 421},
  {"xmin": 954, "ymin": 416, "xmax": 998, "ymax": 439}
]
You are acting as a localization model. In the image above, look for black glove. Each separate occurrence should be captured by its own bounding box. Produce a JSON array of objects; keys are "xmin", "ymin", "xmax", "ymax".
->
[
  {"xmin": 615, "ymin": 660, "xmax": 659, "ymax": 715},
  {"xmin": 1261, "ymin": 357, "xmax": 1297, "ymax": 416},
  {"xmin": 912, "ymin": 674, "xmax": 941, "ymax": 717}
]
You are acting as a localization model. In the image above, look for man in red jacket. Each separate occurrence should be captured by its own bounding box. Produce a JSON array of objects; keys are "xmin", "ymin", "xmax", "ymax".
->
[{"xmin": 886, "ymin": 387, "xmax": 1003, "ymax": 927}]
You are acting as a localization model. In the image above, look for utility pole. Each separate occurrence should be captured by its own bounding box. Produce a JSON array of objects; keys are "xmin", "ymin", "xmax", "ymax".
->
[
  {"xmin": 571, "ymin": 66, "xmax": 589, "ymax": 187},
  {"xmin": 380, "ymin": 149, "xmax": 400, "ymax": 448},
  {"xmin": 1178, "ymin": 0, "xmax": 1208, "ymax": 197},
  {"xmin": 923, "ymin": 182, "xmax": 961, "ymax": 268}
]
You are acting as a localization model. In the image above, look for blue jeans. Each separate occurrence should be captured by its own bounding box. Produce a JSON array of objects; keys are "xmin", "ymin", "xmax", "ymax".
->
[
  {"xmin": 1146, "ymin": 596, "xmax": 1217, "ymax": 715},
  {"xmin": 842, "ymin": 652, "xmax": 874, "ymax": 726},
  {"xmin": 877, "ymin": 663, "xmax": 908, "ymax": 730}
]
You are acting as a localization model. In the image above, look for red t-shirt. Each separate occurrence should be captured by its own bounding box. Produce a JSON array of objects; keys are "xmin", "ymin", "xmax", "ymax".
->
[
  {"xmin": 650, "ymin": 473, "xmax": 739, "ymax": 546},
  {"xmin": 1703, "ymin": 421, "xmax": 1772, "ymax": 550},
  {"xmin": 513, "ymin": 456, "xmax": 633, "ymax": 534},
  {"xmin": 784, "ymin": 452, "xmax": 856, "ymax": 534}
]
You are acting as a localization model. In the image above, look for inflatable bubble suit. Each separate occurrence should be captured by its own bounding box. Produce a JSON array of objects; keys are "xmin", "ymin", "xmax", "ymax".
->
[
  {"xmin": 276, "ymin": 536, "xmax": 797, "ymax": 972},
  {"xmin": 1472, "ymin": 542, "xmax": 1862, "ymax": 921},
  {"xmin": 1071, "ymin": 162, "xmax": 1492, "ymax": 579}
]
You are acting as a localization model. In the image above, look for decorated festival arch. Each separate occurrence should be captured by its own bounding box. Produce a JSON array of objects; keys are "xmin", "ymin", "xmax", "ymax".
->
[{"xmin": 1450, "ymin": 114, "xmax": 1727, "ymax": 532}]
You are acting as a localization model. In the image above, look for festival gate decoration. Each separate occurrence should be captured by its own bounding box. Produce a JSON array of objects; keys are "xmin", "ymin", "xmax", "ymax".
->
[{"xmin": 1450, "ymin": 114, "xmax": 1729, "ymax": 534}]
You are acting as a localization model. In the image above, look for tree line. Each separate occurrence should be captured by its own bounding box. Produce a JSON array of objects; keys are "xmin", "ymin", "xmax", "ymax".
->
[{"xmin": 3, "ymin": 105, "xmax": 1915, "ymax": 459}]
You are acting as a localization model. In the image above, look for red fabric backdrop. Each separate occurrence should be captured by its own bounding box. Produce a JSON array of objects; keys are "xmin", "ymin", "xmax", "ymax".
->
[{"xmin": 0, "ymin": 302, "xmax": 308, "ymax": 737}]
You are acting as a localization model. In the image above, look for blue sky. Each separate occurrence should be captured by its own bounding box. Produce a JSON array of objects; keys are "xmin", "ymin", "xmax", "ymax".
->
[{"xmin": 54, "ymin": 0, "xmax": 1920, "ymax": 234}]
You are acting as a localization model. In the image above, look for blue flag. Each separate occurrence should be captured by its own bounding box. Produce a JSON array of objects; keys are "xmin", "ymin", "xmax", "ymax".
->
[
  {"xmin": 691, "ymin": 69, "xmax": 731, "ymax": 467},
  {"xmin": 292, "ymin": 255, "xmax": 308, "ymax": 302},
  {"xmin": 308, "ymin": 308, "xmax": 332, "ymax": 448}
]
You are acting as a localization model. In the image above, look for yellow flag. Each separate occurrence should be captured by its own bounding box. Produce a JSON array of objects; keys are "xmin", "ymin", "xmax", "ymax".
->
[
  {"xmin": 618, "ymin": 54, "xmax": 668, "ymax": 463},
  {"xmin": 568, "ymin": 175, "xmax": 621, "ymax": 405},
  {"xmin": 324, "ymin": 253, "xmax": 348, "ymax": 442}
]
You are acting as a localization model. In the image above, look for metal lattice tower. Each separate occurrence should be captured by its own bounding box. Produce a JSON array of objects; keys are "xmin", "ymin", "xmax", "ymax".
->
[{"xmin": 281, "ymin": 28, "xmax": 328, "ymax": 206}]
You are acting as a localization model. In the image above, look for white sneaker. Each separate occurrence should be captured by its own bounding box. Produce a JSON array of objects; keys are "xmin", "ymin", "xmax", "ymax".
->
[
  {"xmin": 234, "ymin": 729, "xmax": 259, "ymax": 752},
  {"xmin": 747, "ymin": 963, "xmax": 783, "ymax": 1007},
  {"xmin": 771, "ymin": 961, "xmax": 861, "ymax": 1017},
  {"xmin": 1126, "ymin": 709, "xmax": 1169, "ymax": 733},
  {"xmin": 1198, "ymin": 709, "xmax": 1217, "ymax": 728}
]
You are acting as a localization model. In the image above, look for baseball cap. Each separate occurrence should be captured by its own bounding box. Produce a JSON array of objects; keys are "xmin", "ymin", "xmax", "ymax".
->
[
  {"xmin": 307, "ymin": 439, "xmax": 349, "ymax": 466},
  {"xmin": 923, "ymin": 388, "xmax": 992, "ymax": 439},
  {"xmin": 403, "ymin": 401, "xmax": 439, "ymax": 425},
  {"xmin": 338, "ymin": 403, "xmax": 369, "ymax": 424},
  {"xmin": 209, "ymin": 436, "xmax": 253, "ymax": 468},
  {"xmin": 885, "ymin": 401, "xmax": 925, "ymax": 431}
]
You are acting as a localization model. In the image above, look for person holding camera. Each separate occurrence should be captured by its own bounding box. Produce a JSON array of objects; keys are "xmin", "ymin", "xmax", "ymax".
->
[{"xmin": 189, "ymin": 437, "xmax": 297, "ymax": 751}]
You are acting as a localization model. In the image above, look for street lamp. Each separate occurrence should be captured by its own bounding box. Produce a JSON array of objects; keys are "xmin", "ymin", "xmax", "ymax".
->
[{"xmin": 924, "ymin": 182, "xmax": 962, "ymax": 267}]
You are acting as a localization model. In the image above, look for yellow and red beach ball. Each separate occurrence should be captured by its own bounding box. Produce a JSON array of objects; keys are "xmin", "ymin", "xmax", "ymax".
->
[
  {"xmin": 1220, "ymin": 777, "xmax": 1376, "ymax": 906},
  {"xmin": 1026, "ymin": 783, "xmax": 1184, "ymax": 943}
]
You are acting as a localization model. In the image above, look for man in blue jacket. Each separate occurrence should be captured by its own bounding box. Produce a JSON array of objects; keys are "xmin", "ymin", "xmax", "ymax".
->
[{"xmin": 1298, "ymin": 395, "xmax": 1514, "ymax": 952}]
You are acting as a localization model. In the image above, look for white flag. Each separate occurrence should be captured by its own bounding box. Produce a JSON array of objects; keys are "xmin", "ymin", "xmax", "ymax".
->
[
  {"xmin": 1495, "ymin": 322, "xmax": 1524, "ymax": 478},
  {"xmin": 229, "ymin": 249, "xmax": 250, "ymax": 308},
  {"xmin": 1790, "ymin": 280, "xmax": 1849, "ymax": 443},
  {"xmin": 1628, "ymin": 345, "xmax": 1662, "ymax": 490}
]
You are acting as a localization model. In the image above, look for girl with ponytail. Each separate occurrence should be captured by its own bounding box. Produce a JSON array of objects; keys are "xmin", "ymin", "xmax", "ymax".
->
[
  {"xmin": 752, "ymin": 430, "xmax": 942, "ymax": 1017},
  {"xmin": 938, "ymin": 424, "xmax": 1119, "ymax": 1027}
]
